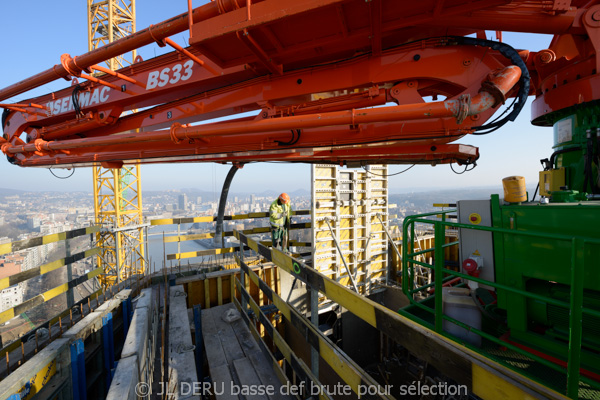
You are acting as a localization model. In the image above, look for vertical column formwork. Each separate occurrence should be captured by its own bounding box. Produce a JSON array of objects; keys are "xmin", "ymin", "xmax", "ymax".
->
[
  {"xmin": 312, "ymin": 165, "xmax": 388, "ymax": 297},
  {"xmin": 88, "ymin": 0, "xmax": 144, "ymax": 286}
]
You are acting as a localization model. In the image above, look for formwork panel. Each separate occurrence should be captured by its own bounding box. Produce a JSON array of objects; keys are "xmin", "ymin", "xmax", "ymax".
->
[{"xmin": 311, "ymin": 165, "xmax": 389, "ymax": 294}]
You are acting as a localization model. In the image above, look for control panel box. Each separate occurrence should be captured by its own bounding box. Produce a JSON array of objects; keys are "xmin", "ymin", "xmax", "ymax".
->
[{"xmin": 457, "ymin": 200, "xmax": 495, "ymax": 290}]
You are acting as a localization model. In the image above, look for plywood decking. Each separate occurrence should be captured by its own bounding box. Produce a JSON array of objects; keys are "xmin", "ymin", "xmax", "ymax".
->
[{"xmin": 202, "ymin": 304, "xmax": 292, "ymax": 400}]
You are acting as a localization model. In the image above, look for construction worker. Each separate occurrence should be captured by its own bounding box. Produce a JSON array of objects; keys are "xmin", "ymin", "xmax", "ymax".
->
[{"xmin": 270, "ymin": 193, "xmax": 292, "ymax": 251}]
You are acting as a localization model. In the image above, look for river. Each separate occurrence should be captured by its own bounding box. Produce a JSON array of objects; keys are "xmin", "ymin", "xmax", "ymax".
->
[{"xmin": 145, "ymin": 224, "xmax": 213, "ymax": 271}]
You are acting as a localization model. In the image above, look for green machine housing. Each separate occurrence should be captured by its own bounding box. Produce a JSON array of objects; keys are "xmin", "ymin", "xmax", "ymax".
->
[
  {"xmin": 487, "ymin": 105, "xmax": 600, "ymax": 372},
  {"xmin": 491, "ymin": 196, "xmax": 600, "ymax": 372}
]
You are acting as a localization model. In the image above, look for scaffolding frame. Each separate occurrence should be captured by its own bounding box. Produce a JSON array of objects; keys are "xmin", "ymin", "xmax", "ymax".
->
[
  {"xmin": 93, "ymin": 166, "xmax": 145, "ymax": 286},
  {"xmin": 88, "ymin": 0, "xmax": 137, "ymax": 70}
]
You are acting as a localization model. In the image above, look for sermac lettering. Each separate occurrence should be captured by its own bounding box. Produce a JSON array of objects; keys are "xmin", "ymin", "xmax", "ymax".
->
[{"xmin": 46, "ymin": 86, "xmax": 110, "ymax": 116}]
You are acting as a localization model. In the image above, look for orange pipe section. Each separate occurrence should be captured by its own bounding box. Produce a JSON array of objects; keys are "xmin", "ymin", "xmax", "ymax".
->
[
  {"xmin": 0, "ymin": 103, "xmax": 46, "ymax": 110},
  {"xmin": 0, "ymin": 66, "xmax": 520, "ymax": 156},
  {"xmin": 90, "ymin": 65, "xmax": 144, "ymax": 87},
  {"xmin": 163, "ymin": 38, "xmax": 219, "ymax": 76},
  {"xmin": 188, "ymin": 0, "xmax": 194, "ymax": 38},
  {"xmin": 435, "ymin": 9, "xmax": 579, "ymax": 35},
  {"xmin": 0, "ymin": 0, "xmax": 255, "ymax": 102}
]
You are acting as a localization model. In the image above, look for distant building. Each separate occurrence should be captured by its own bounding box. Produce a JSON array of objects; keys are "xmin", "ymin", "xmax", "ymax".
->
[
  {"xmin": 179, "ymin": 194, "xmax": 188, "ymax": 211},
  {"xmin": 27, "ymin": 217, "xmax": 41, "ymax": 231},
  {"xmin": 0, "ymin": 284, "xmax": 23, "ymax": 312},
  {"xmin": 0, "ymin": 259, "xmax": 21, "ymax": 280},
  {"xmin": 196, "ymin": 196, "xmax": 202, "ymax": 205}
]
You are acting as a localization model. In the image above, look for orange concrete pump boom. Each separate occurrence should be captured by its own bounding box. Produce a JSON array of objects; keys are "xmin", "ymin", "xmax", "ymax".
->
[{"xmin": 1, "ymin": 0, "xmax": 599, "ymax": 168}]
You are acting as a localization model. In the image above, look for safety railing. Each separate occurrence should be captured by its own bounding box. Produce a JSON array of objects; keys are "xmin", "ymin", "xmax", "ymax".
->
[
  {"xmin": 154, "ymin": 210, "xmax": 312, "ymax": 264},
  {"xmin": 401, "ymin": 210, "xmax": 459, "ymax": 297},
  {"xmin": 233, "ymin": 254, "xmax": 391, "ymax": 400},
  {"xmin": 233, "ymin": 230, "xmax": 564, "ymax": 400},
  {"xmin": 0, "ymin": 283, "xmax": 141, "ymax": 399},
  {"xmin": 0, "ymin": 225, "xmax": 104, "ymax": 369},
  {"xmin": 402, "ymin": 210, "xmax": 600, "ymax": 398}
]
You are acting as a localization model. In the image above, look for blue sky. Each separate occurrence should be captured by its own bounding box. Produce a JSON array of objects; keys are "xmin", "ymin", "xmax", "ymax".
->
[{"xmin": 0, "ymin": 1, "xmax": 554, "ymax": 194}]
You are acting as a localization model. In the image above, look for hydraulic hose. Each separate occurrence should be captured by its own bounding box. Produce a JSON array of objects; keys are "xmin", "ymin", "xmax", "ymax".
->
[
  {"xmin": 450, "ymin": 37, "xmax": 530, "ymax": 134},
  {"xmin": 214, "ymin": 164, "xmax": 242, "ymax": 247}
]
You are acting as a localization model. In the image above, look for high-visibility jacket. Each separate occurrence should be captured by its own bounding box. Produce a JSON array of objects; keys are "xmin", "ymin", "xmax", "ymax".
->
[{"xmin": 269, "ymin": 199, "xmax": 291, "ymax": 228}]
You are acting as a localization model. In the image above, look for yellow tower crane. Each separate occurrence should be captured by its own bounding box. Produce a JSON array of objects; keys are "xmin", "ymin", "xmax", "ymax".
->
[{"xmin": 88, "ymin": 0, "xmax": 145, "ymax": 286}]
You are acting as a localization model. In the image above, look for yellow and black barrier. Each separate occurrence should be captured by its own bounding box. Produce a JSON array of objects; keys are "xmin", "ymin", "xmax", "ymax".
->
[
  {"xmin": 237, "ymin": 257, "xmax": 392, "ymax": 399},
  {"xmin": 432, "ymin": 203, "xmax": 457, "ymax": 208},
  {"xmin": 167, "ymin": 238, "xmax": 311, "ymax": 261},
  {"xmin": 0, "ymin": 275, "xmax": 145, "ymax": 361},
  {"xmin": 0, "ymin": 225, "xmax": 100, "ymax": 256},
  {"xmin": 234, "ymin": 231, "xmax": 567, "ymax": 400},
  {"xmin": 0, "ymin": 267, "xmax": 102, "ymax": 325},
  {"xmin": 0, "ymin": 248, "xmax": 100, "ymax": 291},
  {"xmin": 258, "ymin": 240, "xmax": 312, "ymax": 247},
  {"xmin": 233, "ymin": 296, "xmax": 292, "ymax": 390},
  {"xmin": 163, "ymin": 222, "xmax": 311, "ymax": 243},
  {"xmin": 0, "ymin": 287, "xmax": 136, "ymax": 398},
  {"xmin": 151, "ymin": 210, "xmax": 311, "ymax": 226},
  {"xmin": 233, "ymin": 280, "xmax": 332, "ymax": 400},
  {"xmin": 167, "ymin": 245, "xmax": 250, "ymax": 260}
]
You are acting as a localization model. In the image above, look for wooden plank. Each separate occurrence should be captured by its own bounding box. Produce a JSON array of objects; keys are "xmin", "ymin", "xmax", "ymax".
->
[
  {"xmin": 218, "ymin": 276, "xmax": 223, "ymax": 306},
  {"xmin": 248, "ymin": 351, "xmax": 294, "ymax": 400},
  {"xmin": 210, "ymin": 364, "xmax": 241, "ymax": 400},
  {"xmin": 234, "ymin": 299, "xmax": 293, "ymax": 397},
  {"xmin": 205, "ymin": 305, "xmax": 245, "ymax": 364},
  {"xmin": 201, "ymin": 307, "xmax": 228, "ymax": 368},
  {"xmin": 232, "ymin": 358, "xmax": 269, "ymax": 400},
  {"xmin": 204, "ymin": 279, "xmax": 211, "ymax": 308},
  {"xmin": 226, "ymin": 304, "xmax": 292, "ymax": 400},
  {"xmin": 228, "ymin": 313, "xmax": 259, "ymax": 356}
]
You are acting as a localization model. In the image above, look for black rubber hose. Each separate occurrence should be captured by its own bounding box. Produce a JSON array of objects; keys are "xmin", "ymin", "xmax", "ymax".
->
[
  {"xmin": 450, "ymin": 37, "xmax": 530, "ymax": 134},
  {"xmin": 550, "ymin": 147, "xmax": 580, "ymax": 169},
  {"xmin": 214, "ymin": 164, "xmax": 242, "ymax": 248},
  {"xmin": 72, "ymin": 85, "xmax": 84, "ymax": 118},
  {"xmin": 1, "ymin": 108, "xmax": 16, "ymax": 165}
]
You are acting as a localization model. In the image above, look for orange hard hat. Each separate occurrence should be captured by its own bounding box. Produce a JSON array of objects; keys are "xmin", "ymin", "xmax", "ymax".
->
[{"xmin": 279, "ymin": 193, "xmax": 290, "ymax": 204}]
